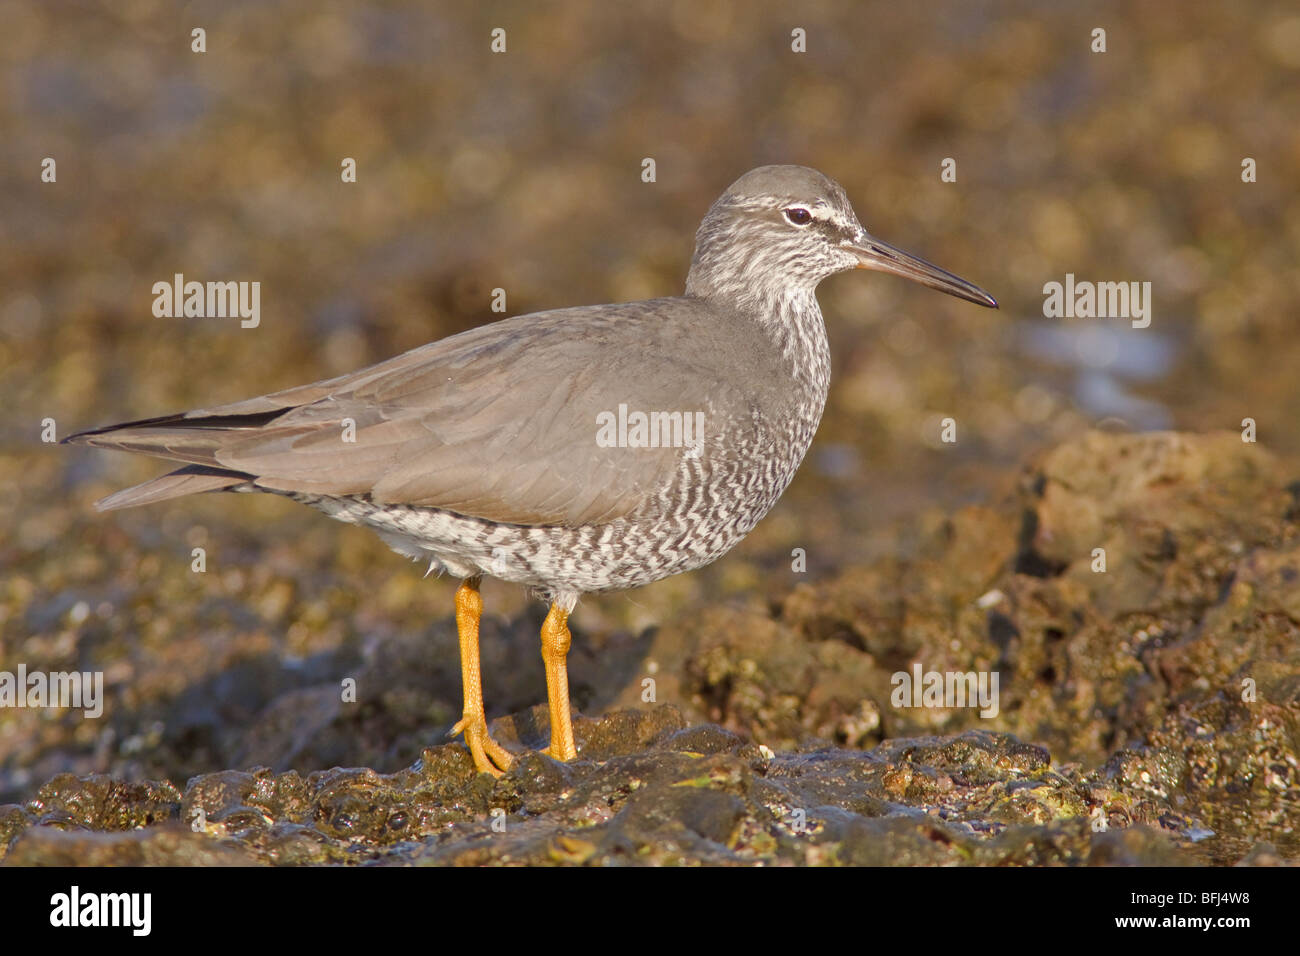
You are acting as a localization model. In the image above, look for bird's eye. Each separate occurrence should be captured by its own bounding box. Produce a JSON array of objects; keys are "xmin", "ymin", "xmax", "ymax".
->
[{"xmin": 783, "ymin": 207, "xmax": 813, "ymax": 226}]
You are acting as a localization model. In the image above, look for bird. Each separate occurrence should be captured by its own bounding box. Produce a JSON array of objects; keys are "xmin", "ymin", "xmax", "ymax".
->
[{"xmin": 64, "ymin": 165, "xmax": 997, "ymax": 776}]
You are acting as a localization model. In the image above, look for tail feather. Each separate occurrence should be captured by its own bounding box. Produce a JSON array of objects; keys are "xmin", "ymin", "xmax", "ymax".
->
[
  {"xmin": 94, "ymin": 465, "xmax": 252, "ymax": 511},
  {"xmin": 63, "ymin": 411, "xmax": 283, "ymax": 510},
  {"xmin": 62, "ymin": 409, "xmax": 287, "ymax": 467}
]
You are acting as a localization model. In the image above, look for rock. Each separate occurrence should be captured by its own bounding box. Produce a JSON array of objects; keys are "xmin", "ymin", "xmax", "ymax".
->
[{"xmin": 5, "ymin": 430, "xmax": 1298, "ymax": 865}]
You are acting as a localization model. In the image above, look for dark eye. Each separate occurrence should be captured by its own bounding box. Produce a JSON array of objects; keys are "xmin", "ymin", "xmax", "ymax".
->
[{"xmin": 783, "ymin": 207, "xmax": 812, "ymax": 226}]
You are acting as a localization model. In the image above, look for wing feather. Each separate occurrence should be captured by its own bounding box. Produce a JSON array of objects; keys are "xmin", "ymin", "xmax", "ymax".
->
[{"xmin": 68, "ymin": 299, "xmax": 765, "ymax": 527}]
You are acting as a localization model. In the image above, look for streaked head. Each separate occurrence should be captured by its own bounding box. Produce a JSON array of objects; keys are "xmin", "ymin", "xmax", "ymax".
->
[{"xmin": 686, "ymin": 165, "xmax": 996, "ymax": 309}]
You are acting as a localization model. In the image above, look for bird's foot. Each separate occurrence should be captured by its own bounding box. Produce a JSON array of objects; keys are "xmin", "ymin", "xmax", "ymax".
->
[
  {"xmin": 542, "ymin": 733, "xmax": 577, "ymax": 762},
  {"xmin": 450, "ymin": 714, "xmax": 514, "ymax": 777}
]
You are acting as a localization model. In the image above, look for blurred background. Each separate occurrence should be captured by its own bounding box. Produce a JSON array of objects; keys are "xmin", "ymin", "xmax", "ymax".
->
[{"xmin": 2, "ymin": 0, "xmax": 1299, "ymax": 802}]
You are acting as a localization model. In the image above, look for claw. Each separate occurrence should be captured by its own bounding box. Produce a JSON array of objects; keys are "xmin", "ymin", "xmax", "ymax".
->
[{"xmin": 451, "ymin": 714, "xmax": 514, "ymax": 776}]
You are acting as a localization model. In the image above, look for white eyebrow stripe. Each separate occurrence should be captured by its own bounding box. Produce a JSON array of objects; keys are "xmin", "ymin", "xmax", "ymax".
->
[
  {"xmin": 801, "ymin": 204, "xmax": 835, "ymax": 222},
  {"xmin": 774, "ymin": 201, "xmax": 858, "ymax": 233}
]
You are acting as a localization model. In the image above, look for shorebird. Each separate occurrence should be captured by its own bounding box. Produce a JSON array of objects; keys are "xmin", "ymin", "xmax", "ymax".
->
[{"xmin": 65, "ymin": 165, "xmax": 996, "ymax": 775}]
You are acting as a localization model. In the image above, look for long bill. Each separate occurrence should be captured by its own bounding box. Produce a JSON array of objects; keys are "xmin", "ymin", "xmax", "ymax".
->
[{"xmin": 847, "ymin": 232, "xmax": 998, "ymax": 308}]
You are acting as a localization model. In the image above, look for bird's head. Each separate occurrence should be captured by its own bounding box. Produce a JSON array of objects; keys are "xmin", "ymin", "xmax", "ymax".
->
[{"xmin": 685, "ymin": 165, "xmax": 997, "ymax": 310}]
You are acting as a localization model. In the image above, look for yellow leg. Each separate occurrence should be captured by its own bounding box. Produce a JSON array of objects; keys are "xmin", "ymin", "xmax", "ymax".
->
[
  {"xmin": 540, "ymin": 603, "xmax": 577, "ymax": 761},
  {"xmin": 448, "ymin": 578, "xmax": 513, "ymax": 776}
]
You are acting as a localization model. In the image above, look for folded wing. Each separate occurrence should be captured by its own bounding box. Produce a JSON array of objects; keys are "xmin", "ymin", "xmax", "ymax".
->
[{"xmin": 66, "ymin": 300, "xmax": 737, "ymax": 526}]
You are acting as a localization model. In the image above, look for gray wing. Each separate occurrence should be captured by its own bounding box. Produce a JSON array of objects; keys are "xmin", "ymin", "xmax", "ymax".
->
[{"xmin": 68, "ymin": 299, "xmax": 751, "ymax": 526}]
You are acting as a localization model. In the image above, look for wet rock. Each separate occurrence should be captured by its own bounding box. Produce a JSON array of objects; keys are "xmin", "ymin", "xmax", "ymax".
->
[
  {"xmin": 28, "ymin": 774, "xmax": 181, "ymax": 831},
  {"xmin": 0, "ymin": 707, "xmax": 1216, "ymax": 865},
  {"xmin": 4, "ymin": 826, "xmax": 260, "ymax": 866},
  {"xmin": 5, "ymin": 431, "xmax": 1299, "ymax": 865}
]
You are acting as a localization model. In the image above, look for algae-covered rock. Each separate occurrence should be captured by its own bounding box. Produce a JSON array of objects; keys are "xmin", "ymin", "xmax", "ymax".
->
[{"xmin": 4, "ymin": 430, "xmax": 1298, "ymax": 865}]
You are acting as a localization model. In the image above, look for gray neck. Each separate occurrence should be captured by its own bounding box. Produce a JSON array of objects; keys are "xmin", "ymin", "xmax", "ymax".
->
[
  {"xmin": 684, "ymin": 210, "xmax": 828, "ymax": 387},
  {"xmin": 773, "ymin": 292, "xmax": 832, "ymax": 403},
  {"xmin": 685, "ymin": 282, "xmax": 831, "ymax": 399},
  {"xmin": 685, "ymin": 206, "xmax": 832, "ymax": 411}
]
